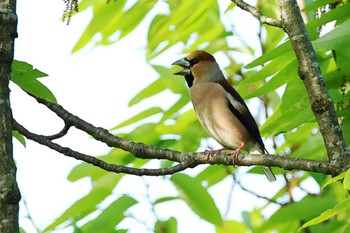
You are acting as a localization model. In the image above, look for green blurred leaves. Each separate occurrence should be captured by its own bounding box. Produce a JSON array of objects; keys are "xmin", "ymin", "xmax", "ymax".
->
[{"xmin": 170, "ymin": 173, "xmax": 223, "ymax": 225}]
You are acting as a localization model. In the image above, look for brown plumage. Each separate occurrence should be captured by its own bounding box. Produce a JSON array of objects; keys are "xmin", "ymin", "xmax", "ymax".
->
[{"xmin": 172, "ymin": 50, "xmax": 276, "ymax": 182}]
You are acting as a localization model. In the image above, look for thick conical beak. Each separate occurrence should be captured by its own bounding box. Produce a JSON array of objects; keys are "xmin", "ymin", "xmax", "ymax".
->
[{"xmin": 172, "ymin": 58, "xmax": 191, "ymax": 76}]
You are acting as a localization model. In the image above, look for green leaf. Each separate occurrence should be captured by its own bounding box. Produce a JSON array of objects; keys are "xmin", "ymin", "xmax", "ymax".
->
[
  {"xmin": 216, "ymin": 220, "xmax": 249, "ymax": 233},
  {"xmin": 12, "ymin": 131, "xmax": 26, "ymax": 147},
  {"xmin": 243, "ymin": 59, "xmax": 297, "ymax": 99},
  {"xmin": 196, "ymin": 165, "xmax": 233, "ymax": 188},
  {"xmin": 11, "ymin": 60, "xmax": 57, "ymax": 102},
  {"xmin": 80, "ymin": 195, "xmax": 137, "ymax": 233},
  {"xmin": 43, "ymin": 173, "xmax": 121, "ymax": 232},
  {"xmin": 155, "ymin": 217, "xmax": 177, "ymax": 233},
  {"xmin": 299, "ymin": 197, "xmax": 350, "ymax": 231},
  {"xmin": 241, "ymin": 50, "xmax": 295, "ymax": 85},
  {"xmin": 258, "ymin": 195, "xmax": 337, "ymax": 232},
  {"xmin": 224, "ymin": 2, "xmax": 236, "ymax": 13},
  {"xmin": 68, "ymin": 150, "xmax": 133, "ymax": 182},
  {"xmin": 261, "ymin": 80, "xmax": 314, "ymax": 136},
  {"xmin": 111, "ymin": 107, "xmax": 163, "ymax": 130},
  {"xmin": 72, "ymin": 0, "xmax": 127, "ymax": 52},
  {"xmin": 344, "ymin": 168, "xmax": 350, "ymax": 190},
  {"xmin": 307, "ymin": 4, "xmax": 350, "ymax": 32},
  {"xmin": 302, "ymin": 0, "xmax": 339, "ymax": 12},
  {"xmin": 245, "ymin": 41, "xmax": 292, "ymax": 68},
  {"xmin": 322, "ymin": 171, "xmax": 345, "ymax": 190},
  {"xmin": 160, "ymin": 95, "xmax": 190, "ymax": 122},
  {"xmin": 147, "ymin": 0, "xmax": 224, "ymax": 60},
  {"xmin": 170, "ymin": 173, "xmax": 223, "ymax": 225},
  {"xmin": 154, "ymin": 196, "xmax": 180, "ymax": 204},
  {"xmin": 313, "ymin": 18, "xmax": 350, "ymax": 51}
]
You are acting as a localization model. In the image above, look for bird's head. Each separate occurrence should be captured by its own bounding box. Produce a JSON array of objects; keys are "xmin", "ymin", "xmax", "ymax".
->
[{"xmin": 172, "ymin": 50, "xmax": 221, "ymax": 87}]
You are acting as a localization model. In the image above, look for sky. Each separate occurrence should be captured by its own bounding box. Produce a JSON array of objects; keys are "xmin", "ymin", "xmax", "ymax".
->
[{"xmin": 11, "ymin": 0, "xmax": 319, "ymax": 232}]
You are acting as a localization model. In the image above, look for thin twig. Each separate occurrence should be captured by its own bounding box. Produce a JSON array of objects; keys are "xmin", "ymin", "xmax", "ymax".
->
[
  {"xmin": 21, "ymin": 198, "xmax": 41, "ymax": 233},
  {"xmin": 231, "ymin": 0, "xmax": 283, "ymax": 28},
  {"xmin": 46, "ymin": 123, "xmax": 71, "ymax": 140}
]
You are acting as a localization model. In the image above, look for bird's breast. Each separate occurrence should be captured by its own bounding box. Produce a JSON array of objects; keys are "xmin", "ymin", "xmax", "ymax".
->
[{"xmin": 190, "ymin": 83, "xmax": 253, "ymax": 149}]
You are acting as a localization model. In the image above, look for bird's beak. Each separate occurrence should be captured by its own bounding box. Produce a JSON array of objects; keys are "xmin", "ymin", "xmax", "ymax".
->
[{"xmin": 172, "ymin": 58, "xmax": 191, "ymax": 76}]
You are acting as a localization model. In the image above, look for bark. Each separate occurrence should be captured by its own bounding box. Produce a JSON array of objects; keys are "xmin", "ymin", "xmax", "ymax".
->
[
  {"xmin": 277, "ymin": 0, "xmax": 350, "ymax": 173},
  {"xmin": 0, "ymin": 0, "xmax": 20, "ymax": 232}
]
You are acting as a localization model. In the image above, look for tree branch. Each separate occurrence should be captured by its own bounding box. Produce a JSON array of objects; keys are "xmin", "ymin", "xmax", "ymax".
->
[
  {"xmin": 11, "ymin": 95, "xmax": 336, "ymax": 176},
  {"xmin": 231, "ymin": 0, "xmax": 283, "ymax": 28},
  {"xmin": 232, "ymin": 0, "xmax": 350, "ymax": 174},
  {"xmin": 276, "ymin": 0, "xmax": 350, "ymax": 172},
  {"xmin": 12, "ymin": 119, "xmax": 189, "ymax": 176}
]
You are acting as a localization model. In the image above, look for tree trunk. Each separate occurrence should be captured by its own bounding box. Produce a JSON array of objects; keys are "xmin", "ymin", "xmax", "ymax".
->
[{"xmin": 0, "ymin": 0, "xmax": 21, "ymax": 232}]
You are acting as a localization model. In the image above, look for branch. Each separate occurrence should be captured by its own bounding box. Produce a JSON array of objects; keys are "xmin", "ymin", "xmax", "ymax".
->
[
  {"xmin": 231, "ymin": 0, "xmax": 350, "ymax": 173},
  {"xmin": 231, "ymin": 0, "xmax": 283, "ymax": 28},
  {"xmin": 276, "ymin": 0, "xmax": 350, "ymax": 172},
  {"xmin": 12, "ymin": 119, "xmax": 189, "ymax": 176},
  {"xmin": 11, "ymin": 95, "xmax": 336, "ymax": 176}
]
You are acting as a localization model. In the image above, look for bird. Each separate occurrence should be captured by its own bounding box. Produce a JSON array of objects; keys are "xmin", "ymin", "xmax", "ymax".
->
[{"xmin": 172, "ymin": 50, "xmax": 276, "ymax": 182}]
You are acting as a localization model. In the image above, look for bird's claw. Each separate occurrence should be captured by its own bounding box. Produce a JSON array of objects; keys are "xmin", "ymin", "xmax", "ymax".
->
[
  {"xmin": 226, "ymin": 142, "xmax": 245, "ymax": 164},
  {"xmin": 204, "ymin": 147, "xmax": 227, "ymax": 160},
  {"xmin": 226, "ymin": 149, "xmax": 241, "ymax": 163}
]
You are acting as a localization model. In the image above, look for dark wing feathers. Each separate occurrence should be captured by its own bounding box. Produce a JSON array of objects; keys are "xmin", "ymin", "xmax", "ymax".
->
[{"xmin": 215, "ymin": 80, "xmax": 266, "ymax": 152}]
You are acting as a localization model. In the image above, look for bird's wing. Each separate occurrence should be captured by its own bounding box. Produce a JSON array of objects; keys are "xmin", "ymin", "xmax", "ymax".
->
[{"xmin": 215, "ymin": 80, "xmax": 266, "ymax": 152}]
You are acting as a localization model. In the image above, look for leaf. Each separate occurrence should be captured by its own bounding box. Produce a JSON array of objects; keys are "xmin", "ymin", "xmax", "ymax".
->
[
  {"xmin": 224, "ymin": 2, "xmax": 236, "ymax": 13},
  {"xmin": 240, "ymin": 50, "xmax": 295, "ymax": 85},
  {"xmin": 80, "ymin": 195, "xmax": 138, "ymax": 233},
  {"xmin": 196, "ymin": 165, "xmax": 233, "ymax": 188},
  {"xmin": 160, "ymin": 95, "xmax": 190, "ymax": 122},
  {"xmin": 321, "ymin": 171, "xmax": 345, "ymax": 190},
  {"xmin": 344, "ymin": 168, "xmax": 350, "ymax": 190},
  {"xmin": 155, "ymin": 217, "xmax": 177, "ymax": 233},
  {"xmin": 12, "ymin": 131, "xmax": 26, "ymax": 147},
  {"xmin": 111, "ymin": 107, "xmax": 163, "ymax": 130},
  {"xmin": 307, "ymin": 4, "xmax": 350, "ymax": 32},
  {"xmin": 216, "ymin": 220, "xmax": 249, "ymax": 233},
  {"xmin": 245, "ymin": 41, "xmax": 292, "ymax": 68},
  {"xmin": 260, "ymin": 80, "xmax": 314, "ymax": 136},
  {"xmin": 243, "ymin": 59, "xmax": 297, "ymax": 99},
  {"xmin": 170, "ymin": 173, "xmax": 223, "ymax": 225},
  {"xmin": 72, "ymin": 0, "xmax": 127, "ymax": 52},
  {"xmin": 302, "ymin": 0, "xmax": 339, "ymax": 12},
  {"xmin": 258, "ymin": 195, "xmax": 337, "ymax": 232},
  {"xmin": 72, "ymin": 0, "xmax": 157, "ymax": 52},
  {"xmin": 11, "ymin": 60, "xmax": 57, "ymax": 102},
  {"xmin": 43, "ymin": 173, "xmax": 121, "ymax": 232},
  {"xmin": 67, "ymin": 149, "xmax": 135, "ymax": 182},
  {"xmin": 299, "ymin": 197, "xmax": 350, "ymax": 231},
  {"xmin": 154, "ymin": 196, "xmax": 180, "ymax": 204},
  {"xmin": 313, "ymin": 18, "xmax": 350, "ymax": 52}
]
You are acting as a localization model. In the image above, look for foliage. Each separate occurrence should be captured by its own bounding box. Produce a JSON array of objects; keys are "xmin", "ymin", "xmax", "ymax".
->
[{"xmin": 14, "ymin": 0, "xmax": 350, "ymax": 232}]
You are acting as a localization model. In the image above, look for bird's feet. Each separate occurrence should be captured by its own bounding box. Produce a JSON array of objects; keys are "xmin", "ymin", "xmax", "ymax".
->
[
  {"xmin": 204, "ymin": 147, "xmax": 227, "ymax": 160},
  {"xmin": 226, "ymin": 142, "xmax": 245, "ymax": 163}
]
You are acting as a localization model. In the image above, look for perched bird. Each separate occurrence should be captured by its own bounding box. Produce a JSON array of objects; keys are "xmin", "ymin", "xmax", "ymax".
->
[{"xmin": 172, "ymin": 50, "xmax": 276, "ymax": 182}]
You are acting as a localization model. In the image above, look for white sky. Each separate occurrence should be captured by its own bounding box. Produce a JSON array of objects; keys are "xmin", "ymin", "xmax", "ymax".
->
[{"xmin": 12, "ymin": 0, "xmax": 320, "ymax": 232}]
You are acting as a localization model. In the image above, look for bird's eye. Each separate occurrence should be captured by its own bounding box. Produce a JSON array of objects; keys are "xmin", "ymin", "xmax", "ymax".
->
[{"xmin": 190, "ymin": 58, "xmax": 200, "ymax": 66}]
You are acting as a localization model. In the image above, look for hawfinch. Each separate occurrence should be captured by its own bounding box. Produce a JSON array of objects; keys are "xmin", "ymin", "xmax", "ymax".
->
[{"xmin": 172, "ymin": 50, "xmax": 276, "ymax": 182}]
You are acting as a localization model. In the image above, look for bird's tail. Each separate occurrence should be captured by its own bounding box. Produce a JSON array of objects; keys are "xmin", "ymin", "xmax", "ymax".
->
[{"xmin": 251, "ymin": 149, "xmax": 276, "ymax": 182}]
